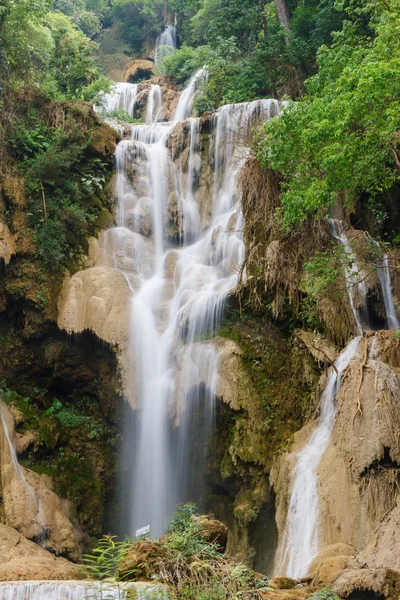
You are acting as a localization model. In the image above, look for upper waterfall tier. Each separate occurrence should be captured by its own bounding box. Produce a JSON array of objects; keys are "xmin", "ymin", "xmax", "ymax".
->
[{"xmin": 155, "ymin": 25, "xmax": 177, "ymax": 66}]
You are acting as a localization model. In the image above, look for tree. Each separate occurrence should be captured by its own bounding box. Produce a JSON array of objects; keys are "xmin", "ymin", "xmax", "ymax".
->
[{"xmin": 259, "ymin": 0, "xmax": 400, "ymax": 231}]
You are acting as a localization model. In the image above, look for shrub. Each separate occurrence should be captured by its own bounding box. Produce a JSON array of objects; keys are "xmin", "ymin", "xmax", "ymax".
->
[
  {"xmin": 307, "ymin": 588, "xmax": 341, "ymax": 600},
  {"xmin": 160, "ymin": 45, "xmax": 200, "ymax": 83}
]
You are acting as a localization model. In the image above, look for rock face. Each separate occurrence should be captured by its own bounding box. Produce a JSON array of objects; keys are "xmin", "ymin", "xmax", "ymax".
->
[
  {"xmin": 331, "ymin": 568, "xmax": 400, "ymax": 600},
  {"xmin": 272, "ymin": 330, "xmax": 400, "ymax": 578},
  {"xmin": 0, "ymin": 403, "xmax": 83, "ymax": 561},
  {"xmin": 0, "ymin": 524, "xmax": 83, "ymax": 581},
  {"xmin": 122, "ymin": 59, "xmax": 155, "ymax": 83}
]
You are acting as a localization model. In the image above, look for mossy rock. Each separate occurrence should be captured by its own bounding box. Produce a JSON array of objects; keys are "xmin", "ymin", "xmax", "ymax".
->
[
  {"xmin": 118, "ymin": 541, "xmax": 171, "ymax": 581},
  {"xmin": 87, "ymin": 122, "xmax": 118, "ymax": 161}
]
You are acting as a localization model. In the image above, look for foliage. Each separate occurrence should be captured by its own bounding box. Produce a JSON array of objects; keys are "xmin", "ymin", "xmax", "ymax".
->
[
  {"xmin": 88, "ymin": 504, "xmax": 270, "ymax": 600},
  {"xmin": 111, "ymin": 0, "xmax": 164, "ymax": 51},
  {"xmin": 53, "ymin": 0, "xmax": 111, "ymax": 37},
  {"xmin": 0, "ymin": 0, "xmax": 109, "ymax": 101},
  {"xmin": 159, "ymin": 45, "xmax": 200, "ymax": 82},
  {"xmin": 84, "ymin": 536, "xmax": 137, "ymax": 580},
  {"xmin": 307, "ymin": 588, "xmax": 341, "ymax": 600},
  {"xmin": 164, "ymin": 503, "xmax": 220, "ymax": 560},
  {"xmin": 4, "ymin": 100, "xmax": 112, "ymax": 271},
  {"xmin": 259, "ymin": 0, "xmax": 400, "ymax": 231}
]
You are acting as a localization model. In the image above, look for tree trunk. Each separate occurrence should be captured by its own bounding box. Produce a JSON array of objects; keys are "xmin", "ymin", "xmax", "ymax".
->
[{"xmin": 274, "ymin": 0, "xmax": 290, "ymax": 33}]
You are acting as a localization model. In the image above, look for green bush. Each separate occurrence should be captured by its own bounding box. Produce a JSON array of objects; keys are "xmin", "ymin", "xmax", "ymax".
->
[
  {"xmin": 160, "ymin": 45, "xmax": 200, "ymax": 83},
  {"xmin": 307, "ymin": 588, "xmax": 341, "ymax": 600}
]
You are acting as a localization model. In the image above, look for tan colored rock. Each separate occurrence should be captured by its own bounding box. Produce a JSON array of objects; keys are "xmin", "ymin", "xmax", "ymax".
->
[
  {"xmin": 0, "ymin": 403, "xmax": 83, "ymax": 560},
  {"xmin": 3, "ymin": 176, "xmax": 27, "ymax": 207},
  {"xmin": 360, "ymin": 501, "xmax": 400, "ymax": 571},
  {"xmin": 58, "ymin": 266, "xmax": 133, "ymax": 400},
  {"xmin": 122, "ymin": 59, "xmax": 154, "ymax": 83},
  {"xmin": 272, "ymin": 331, "xmax": 400, "ymax": 577},
  {"xmin": 309, "ymin": 543, "xmax": 357, "ymax": 586},
  {"xmin": 215, "ymin": 337, "xmax": 251, "ymax": 410},
  {"xmin": 58, "ymin": 266, "xmax": 131, "ymax": 349},
  {"xmin": 0, "ymin": 524, "xmax": 83, "ymax": 581},
  {"xmin": 295, "ymin": 330, "xmax": 337, "ymax": 365},
  {"xmin": 331, "ymin": 568, "xmax": 400, "ymax": 600},
  {"xmin": 0, "ymin": 221, "xmax": 16, "ymax": 265}
]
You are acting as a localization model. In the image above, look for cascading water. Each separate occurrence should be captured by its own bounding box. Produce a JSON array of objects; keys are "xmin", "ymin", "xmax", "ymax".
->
[
  {"xmin": 0, "ymin": 407, "xmax": 45, "ymax": 537},
  {"xmin": 145, "ymin": 85, "xmax": 163, "ymax": 123},
  {"xmin": 0, "ymin": 581, "xmax": 167, "ymax": 600},
  {"xmin": 275, "ymin": 336, "xmax": 361, "ymax": 578},
  {"xmin": 174, "ymin": 69, "xmax": 207, "ymax": 122},
  {"xmin": 328, "ymin": 219, "xmax": 369, "ymax": 332},
  {"xmin": 98, "ymin": 82, "xmax": 138, "ymax": 117},
  {"xmin": 99, "ymin": 80, "xmax": 281, "ymax": 537},
  {"xmin": 276, "ymin": 217, "xmax": 399, "ymax": 578},
  {"xmin": 373, "ymin": 243, "xmax": 400, "ymax": 329},
  {"xmin": 155, "ymin": 25, "xmax": 177, "ymax": 66}
]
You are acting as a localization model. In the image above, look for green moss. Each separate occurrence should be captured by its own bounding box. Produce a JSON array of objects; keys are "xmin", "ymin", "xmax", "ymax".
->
[
  {"xmin": 217, "ymin": 302, "xmax": 317, "ymax": 471},
  {"xmin": 0, "ymin": 379, "xmax": 118, "ymax": 536}
]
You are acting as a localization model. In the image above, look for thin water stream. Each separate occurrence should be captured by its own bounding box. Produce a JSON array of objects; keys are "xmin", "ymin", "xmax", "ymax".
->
[{"xmin": 277, "ymin": 218, "xmax": 399, "ymax": 578}]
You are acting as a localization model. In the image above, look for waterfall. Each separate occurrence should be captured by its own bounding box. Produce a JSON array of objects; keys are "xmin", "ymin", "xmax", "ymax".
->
[
  {"xmin": 0, "ymin": 408, "xmax": 45, "ymax": 536},
  {"xmin": 100, "ymin": 82, "xmax": 281, "ymax": 537},
  {"xmin": 275, "ymin": 336, "xmax": 361, "ymax": 578},
  {"xmin": 0, "ymin": 581, "xmax": 168, "ymax": 600},
  {"xmin": 155, "ymin": 25, "xmax": 177, "ymax": 66},
  {"xmin": 97, "ymin": 83, "xmax": 138, "ymax": 117},
  {"xmin": 174, "ymin": 69, "xmax": 207, "ymax": 122},
  {"xmin": 373, "ymin": 242, "xmax": 399, "ymax": 329},
  {"xmin": 145, "ymin": 85, "xmax": 163, "ymax": 123},
  {"xmin": 328, "ymin": 219, "xmax": 369, "ymax": 332}
]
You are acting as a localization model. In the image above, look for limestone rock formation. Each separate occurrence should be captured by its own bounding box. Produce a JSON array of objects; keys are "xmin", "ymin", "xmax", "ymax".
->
[
  {"xmin": 331, "ymin": 568, "xmax": 400, "ymax": 600},
  {"xmin": 122, "ymin": 59, "xmax": 155, "ymax": 83},
  {"xmin": 0, "ymin": 524, "xmax": 83, "ymax": 581},
  {"xmin": 0, "ymin": 403, "xmax": 83, "ymax": 561},
  {"xmin": 272, "ymin": 330, "xmax": 400, "ymax": 580}
]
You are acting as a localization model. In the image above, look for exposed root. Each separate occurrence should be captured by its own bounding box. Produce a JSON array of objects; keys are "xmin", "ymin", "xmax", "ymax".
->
[{"xmin": 353, "ymin": 337, "xmax": 368, "ymax": 424}]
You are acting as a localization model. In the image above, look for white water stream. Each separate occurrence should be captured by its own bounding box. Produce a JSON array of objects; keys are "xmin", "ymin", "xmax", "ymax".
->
[
  {"xmin": 96, "ymin": 74, "xmax": 281, "ymax": 537},
  {"xmin": 278, "ymin": 217, "xmax": 399, "ymax": 578},
  {"xmin": 0, "ymin": 407, "xmax": 45, "ymax": 537},
  {"xmin": 0, "ymin": 582, "xmax": 167, "ymax": 600},
  {"xmin": 328, "ymin": 219, "xmax": 368, "ymax": 332},
  {"xmin": 155, "ymin": 25, "xmax": 177, "ymax": 66},
  {"xmin": 276, "ymin": 336, "xmax": 361, "ymax": 578},
  {"xmin": 98, "ymin": 83, "xmax": 138, "ymax": 117},
  {"xmin": 374, "ymin": 246, "xmax": 400, "ymax": 329}
]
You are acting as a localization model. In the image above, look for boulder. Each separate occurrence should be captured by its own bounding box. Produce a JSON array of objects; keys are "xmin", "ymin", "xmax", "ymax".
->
[
  {"xmin": 195, "ymin": 515, "xmax": 228, "ymax": 553},
  {"xmin": 331, "ymin": 568, "xmax": 400, "ymax": 600},
  {"xmin": 0, "ymin": 524, "xmax": 83, "ymax": 581},
  {"xmin": 309, "ymin": 544, "xmax": 357, "ymax": 585},
  {"xmin": 122, "ymin": 59, "xmax": 155, "ymax": 83},
  {"xmin": 118, "ymin": 540, "xmax": 170, "ymax": 581}
]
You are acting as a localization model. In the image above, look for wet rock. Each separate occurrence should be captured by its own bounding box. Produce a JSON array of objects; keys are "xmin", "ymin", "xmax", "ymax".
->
[
  {"xmin": 1, "ymin": 403, "xmax": 84, "ymax": 561},
  {"xmin": 309, "ymin": 544, "xmax": 357, "ymax": 585},
  {"xmin": 122, "ymin": 59, "xmax": 154, "ymax": 83},
  {"xmin": 331, "ymin": 568, "xmax": 400, "ymax": 600},
  {"xmin": 0, "ymin": 524, "xmax": 83, "ymax": 581}
]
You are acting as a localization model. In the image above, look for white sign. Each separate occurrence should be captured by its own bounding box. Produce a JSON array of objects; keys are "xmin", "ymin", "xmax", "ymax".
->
[{"xmin": 135, "ymin": 525, "xmax": 151, "ymax": 538}]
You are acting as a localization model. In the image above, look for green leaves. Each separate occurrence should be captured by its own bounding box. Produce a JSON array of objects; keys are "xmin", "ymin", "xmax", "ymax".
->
[{"xmin": 259, "ymin": 0, "xmax": 400, "ymax": 231}]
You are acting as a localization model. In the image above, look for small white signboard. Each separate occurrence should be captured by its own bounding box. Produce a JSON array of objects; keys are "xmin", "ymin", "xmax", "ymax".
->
[{"xmin": 135, "ymin": 525, "xmax": 151, "ymax": 539}]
